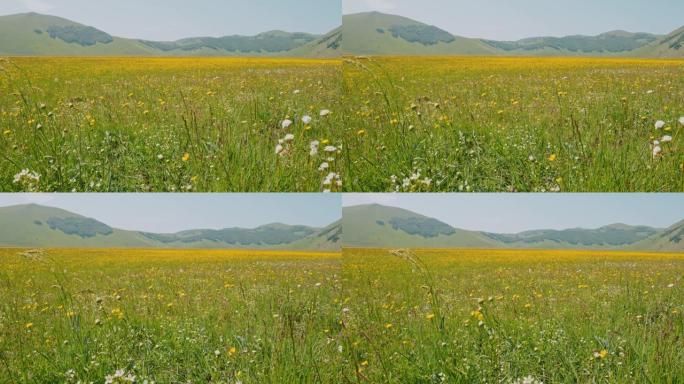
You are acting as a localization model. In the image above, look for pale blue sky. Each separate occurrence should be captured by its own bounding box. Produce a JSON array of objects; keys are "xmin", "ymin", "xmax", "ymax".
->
[
  {"xmin": 0, "ymin": 194, "xmax": 341, "ymax": 233},
  {"xmin": 344, "ymin": 0, "xmax": 684, "ymax": 40},
  {"xmin": 343, "ymin": 194, "xmax": 684, "ymax": 233},
  {"xmin": 0, "ymin": 0, "xmax": 341, "ymax": 40}
]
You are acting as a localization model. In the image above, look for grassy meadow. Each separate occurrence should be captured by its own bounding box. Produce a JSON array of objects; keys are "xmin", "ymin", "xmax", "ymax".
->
[
  {"xmin": 0, "ymin": 57, "xmax": 342, "ymax": 192},
  {"xmin": 0, "ymin": 248, "xmax": 342, "ymax": 383},
  {"xmin": 342, "ymin": 248, "xmax": 684, "ymax": 383},
  {"xmin": 342, "ymin": 57, "xmax": 684, "ymax": 192}
]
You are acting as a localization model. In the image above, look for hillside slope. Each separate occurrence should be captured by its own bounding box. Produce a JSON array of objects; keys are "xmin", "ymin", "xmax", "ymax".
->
[
  {"xmin": 341, "ymin": 11, "xmax": 684, "ymax": 57},
  {"xmin": 342, "ymin": 12, "xmax": 497, "ymax": 55},
  {"xmin": 0, "ymin": 12, "xmax": 340, "ymax": 57},
  {"xmin": 0, "ymin": 13, "xmax": 156, "ymax": 55},
  {"xmin": 342, "ymin": 204, "xmax": 682, "ymax": 252},
  {"xmin": 0, "ymin": 204, "xmax": 339, "ymax": 250},
  {"xmin": 628, "ymin": 220, "xmax": 684, "ymax": 252},
  {"xmin": 631, "ymin": 26, "xmax": 684, "ymax": 57},
  {"xmin": 0, "ymin": 204, "xmax": 156, "ymax": 247},
  {"xmin": 287, "ymin": 27, "xmax": 341, "ymax": 57},
  {"xmin": 342, "ymin": 204, "xmax": 499, "ymax": 248}
]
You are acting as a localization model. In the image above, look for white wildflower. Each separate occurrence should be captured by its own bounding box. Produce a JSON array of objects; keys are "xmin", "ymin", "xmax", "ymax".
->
[
  {"xmin": 281, "ymin": 119, "xmax": 293, "ymax": 129},
  {"xmin": 319, "ymin": 109, "xmax": 331, "ymax": 117},
  {"xmin": 157, "ymin": 154, "xmax": 164, "ymax": 160},
  {"xmin": 302, "ymin": 115, "xmax": 312, "ymax": 125},
  {"xmin": 283, "ymin": 134, "xmax": 295, "ymax": 142},
  {"xmin": 679, "ymin": 116, "xmax": 684, "ymax": 126},
  {"xmin": 293, "ymin": 89, "xmax": 301, "ymax": 94},
  {"xmin": 309, "ymin": 140, "xmax": 320, "ymax": 156},
  {"xmin": 104, "ymin": 369, "xmax": 136, "ymax": 384},
  {"xmin": 661, "ymin": 135, "xmax": 672, "ymax": 143},
  {"xmin": 13, "ymin": 169, "xmax": 40, "ymax": 185},
  {"xmin": 655, "ymin": 120, "xmax": 665, "ymax": 129},
  {"xmin": 318, "ymin": 162, "xmax": 329, "ymax": 171},
  {"xmin": 324, "ymin": 146, "xmax": 338, "ymax": 153},
  {"xmin": 653, "ymin": 145, "xmax": 662, "ymax": 158}
]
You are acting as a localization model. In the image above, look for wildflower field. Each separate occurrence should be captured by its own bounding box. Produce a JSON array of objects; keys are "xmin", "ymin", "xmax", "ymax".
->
[
  {"xmin": 0, "ymin": 57, "xmax": 342, "ymax": 192},
  {"xmin": 342, "ymin": 248, "xmax": 684, "ymax": 383},
  {"xmin": 343, "ymin": 57, "xmax": 684, "ymax": 192},
  {"xmin": 0, "ymin": 248, "xmax": 342, "ymax": 383}
]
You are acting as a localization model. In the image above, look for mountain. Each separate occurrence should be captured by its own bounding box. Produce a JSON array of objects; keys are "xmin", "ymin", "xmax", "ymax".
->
[
  {"xmin": 288, "ymin": 27, "xmax": 342, "ymax": 57},
  {"xmin": 628, "ymin": 220, "xmax": 684, "ymax": 252},
  {"xmin": 342, "ymin": 12, "xmax": 497, "ymax": 55},
  {"xmin": 342, "ymin": 12, "xmax": 683, "ymax": 57},
  {"xmin": 0, "ymin": 13, "xmax": 340, "ymax": 57},
  {"xmin": 631, "ymin": 26, "xmax": 684, "ymax": 57},
  {"xmin": 342, "ymin": 204, "xmax": 500, "ymax": 248},
  {"xmin": 0, "ymin": 204, "xmax": 339, "ymax": 251},
  {"xmin": 482, "ymin": 30, "xmax": 660, "ymax": 56},
  {"xmin": 287, "ymin": 220, "xmax": 342, "ymax": 251},
  {"xmin": 342, "ymin": 204, "xmax": 683, "ymax": 252},
  {"xmin": 483, "ymin": 223, "xmax": 661, "ymax": 249},
  {"xmin": 0, "ymin": 13, "xmax": 156, "ymax": 55}
]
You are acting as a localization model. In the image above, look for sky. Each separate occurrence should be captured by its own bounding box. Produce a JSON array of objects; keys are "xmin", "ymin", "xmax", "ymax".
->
[
  {"xmin": 0, "ymin": 194, "xmax": 341, "ymax": 233},
  {"xmin": 343, "ymin": 194, "xmax": 684, "ymax": 233},
  {"xmin": 0, "ymin": 0, "xmax": 341, "ymax": 40},
  {"xmin": 343, "ymin": 0, "xmax": 684, "ymax": 40}
]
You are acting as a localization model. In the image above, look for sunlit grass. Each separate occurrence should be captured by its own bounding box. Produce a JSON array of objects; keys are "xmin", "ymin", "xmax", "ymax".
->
[
  {"xmin": 342, "ymin": 248, "xmax": 684, "ymax": 383},
  {"xmin": 342, "ymin": 56, "xmax": 684, "ymax": 192},
  {"xmin": 0, "ymin": 248, "xmax": 343, "ymax": 383},
  {"xmin": 0, "ymin": 57, "xmax": 342, "ymax": 192}
]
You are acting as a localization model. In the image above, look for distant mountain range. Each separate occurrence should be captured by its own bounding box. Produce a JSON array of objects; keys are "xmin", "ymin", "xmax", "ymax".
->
[
  {"xmin": 0, "ymin": 13, "xmax": 340, "ymax": 57},
  {"xmin": 343, "ymin": 204, "xmax": 684, "ymax": 252},
  {"xmin": 0, "ymin": 204, "xmax": 340, "ymax": 251},
  {"xmin": 342, "ymin": 12, "xmax": 684, "ymax": 57}
]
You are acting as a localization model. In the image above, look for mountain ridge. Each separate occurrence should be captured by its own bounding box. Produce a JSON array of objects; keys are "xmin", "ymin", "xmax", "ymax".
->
[
  {"xmin": 343, "ymin": 204, "xmax": 683, "ymax": 252},
  {"xmin": 342, "ymin": 12, "xmax": 684, "ymax": 57},
  {"xmin": 0, "ymin": 204, "xmax": 340, "ymax": 251},
  {"xmin": 0, "ymin": 12, "xmax": 341, "ymax": 57}
]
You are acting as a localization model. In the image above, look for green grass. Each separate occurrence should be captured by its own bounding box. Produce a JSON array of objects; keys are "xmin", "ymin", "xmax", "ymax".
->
[
  {"xmin": 342, "ymin": 56, "xmax": 684, "ymax": 192},
  {"xmin": 342, "ymin": 248, "xmax": 684, "ymax": 383},
  {"xmin": 0, "ymin": 57, "xmax": 342, "ymax": 192},
  {"xmin": 0, "ymin": 248, "xmax": 342, "ymax": 383}
]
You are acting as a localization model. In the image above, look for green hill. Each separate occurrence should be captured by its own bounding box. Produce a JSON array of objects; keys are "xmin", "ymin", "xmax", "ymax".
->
[
  {"xmin": 0, "ymin": 204, "xmax": 157, "ymax": 247},
  {"xmin": 0, "ymin": 204, "xmax": 339, "ymax": 250},
  {"xmin": 631, "ymin": 26, "xmax": 684, "ymax": 57},
  {"xmin": 0, "ymin": 13, "xmax": 157, "ymax": 55},
  {"xmin": 342, "ymin": 12, "xmax": 497, "ymax": 55},
  {"xmin": 287, "ymin": 220, "xmax": 342, "ymax": 251},
  {"xmin": 0, "ymin": 12, "xmax": 340, "ymax": 57},
  {"xmin": 341, "ymin": 11, "xmax": 684, "ymax": 57},
  {"xmin": 342, "ymin": 204, "xmax": 683, "ymax": 252},
  {"xmin": 287, "ymin": 27, "xmax": 341, "ymax": 57},
  {"xmin": 482, "ymin": 30, "xmax": 660, "ymax": 56},
  {"xmin": 483, "ymin": 223, "xmax": 661, "ymax": 249},
  {"xmin": 628, "ymin": 220, "xmax": 684, "ymax": 252},
  {"xmin": 342, "ymin": 204, "xmax": 499, "ymax": 248}
]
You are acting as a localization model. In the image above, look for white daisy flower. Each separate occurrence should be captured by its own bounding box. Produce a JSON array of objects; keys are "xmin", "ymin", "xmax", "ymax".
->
[{"xmin": 275, "ymin": 144, "xmax": 284, "ymax": 155}]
